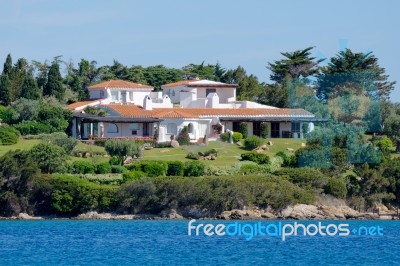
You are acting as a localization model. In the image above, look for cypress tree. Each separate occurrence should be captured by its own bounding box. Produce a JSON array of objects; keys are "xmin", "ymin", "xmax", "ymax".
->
[
  {"xmin": 44, "ymin": 61, "xmax": 64, "ymax": 101},
  {"xmin": 20, "ymin": 74, "xmax": 41, "ymax": 100},
  {"xmin": 0, "ymin": 74, "xmax": 11, "ymax": 105},
  {"xmin": 2, "ymin": 54, "xmax": 12, "ymax": 76}
]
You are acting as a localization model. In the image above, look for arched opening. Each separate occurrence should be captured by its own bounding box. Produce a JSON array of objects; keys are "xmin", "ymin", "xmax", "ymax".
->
[
  {"xmin": 107, "ymin": 123, "xmax": 119, "ymax": 133},
  {"xmin": 188, "ymin": 123, "xmax": 194, "ymax": 134}
]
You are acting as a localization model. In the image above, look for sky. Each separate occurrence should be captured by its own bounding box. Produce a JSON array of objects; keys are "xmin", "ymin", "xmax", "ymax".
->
[{"xmin": 0, "ymin": 0, "xmax": 399, "ymax": 101}]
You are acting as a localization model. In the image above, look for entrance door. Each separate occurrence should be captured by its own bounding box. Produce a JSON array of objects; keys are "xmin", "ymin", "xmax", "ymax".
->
[
  {"xmin": 271, "ymin": 123, "xmax": 280, "ymax": 138},
  {"xmin": 143, "ymin": 123, "xmax": 149, "ymax": 137}
]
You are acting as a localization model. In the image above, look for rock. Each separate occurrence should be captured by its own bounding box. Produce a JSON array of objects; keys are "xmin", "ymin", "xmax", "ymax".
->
[
  {"xmin": 267, "ymin": 141, "xmax": 273, "ymax": 146},
  {"xmin": 301, "ymin": 143, "xmax": 306, "ymax": 147},
  {"xmin": 210, "ymin": 155, "xmax": 216, "ymax": 160},
  {"xmin": 171, "ymin": 140, "xmax": 180, "ymax": 148},
  {"xmin": 17, "ymin": 213, "xmax": 42, "ymax": 220},
  {"xmin": 159, "ymin": 209, "xmax": 184, "ymax": 219},
  {"xmin": 124, "ymin": 156, "xmax": 134, "ymax": 164},
  {"xmin": 261, "ymin": 211, "xmax": 277, "ymax": 219},
  {"xmin": 236, "ymin": 142, "xmax": 243, "ymax": 147},
  {"xmin": 77, "ymin": 153, "xmax": 83, "ymax": 157},
  {"xmin": 83, "ymin": 152, "xmax": 91, "ymax": 158},
  {"xmin": 286, "ymin": 148, "xmax": 294, "ymax": 152},
  {"xmin": 261, "ymin": 144, "xmax": 268, "ymax": 150}
]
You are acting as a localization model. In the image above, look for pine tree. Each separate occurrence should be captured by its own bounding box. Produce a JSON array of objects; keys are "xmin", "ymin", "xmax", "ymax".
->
[
  {"xmin": 2, "ymin": 54, "xmax": 12, "ymax": 76},
  {"xmin": 20, "ymin": 74, "xmax": 41, "ymax": 100},
  {"xmin": 44, "ymin": 61, "xmax": 64, "ymax": 101},
  {"xmin": 0, "ymin": 74, "xmax": 11, "ymax": 105}
]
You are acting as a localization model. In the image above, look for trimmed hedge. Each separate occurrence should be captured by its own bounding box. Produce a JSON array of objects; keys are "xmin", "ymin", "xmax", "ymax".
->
[
  {"xmin": 184, "ymin": 161, "xmax": 206, "ymax": 177},
  {"xmin": 243, "ymin": 135, "xmax": 265, "ymax": 150},
  {"xmin": 123, "ymin": 171, "xmax": 146, "ymax": 182},
  {"xmin": 241, "ymin": 152, "xmax": 270, "ymax": 164},
  {"xmin": 111, "ymin": 165, "xmax": 128, "ymax": 173},
  {"xmin": 128, "ymin": 161, "xmax": 168, "ymax": 177},
  {"xmin": 72, "ymin": 161, "xmax": 95, "ymax": 174},
  {"xmin": 96, "ymin": 162, "xmax": 112, "ymax": 174},
  {"xmin": 232, "ymin": 132, "xmax": 243, "ymax": 143},
  {"xmin": 167, "ymin": 161, "xmax": 184, "ymax": 176}
]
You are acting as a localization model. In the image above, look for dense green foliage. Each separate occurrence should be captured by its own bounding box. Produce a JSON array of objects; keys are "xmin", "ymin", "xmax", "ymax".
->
[
  {"xmin": 30, "ymin": 143, "xmax": 66, "ymax": 174},
  {"xmin": 243, "ymin": 135, "xmax": 265, "ymax": 150},
  {"xmin": 241, "ymin": 152, "xmax": 270, "ymax": 164},
  {"xmin": 177, "ymin": 126, "xmax": 190, "ymax": 145},
  {"xmin": 0, "ymin": 126, "xmax": 20, "ymax": 145},
  {"xmin": 238, "ymin": 123, "xmax": 248, "ymax": 139},
  {"xmin": 232, "ymin": 132, "xmax": 243, "ymax": 142},
  {"xmin": 104, "ymin": 139, "xmax": 142, "ymax": 165}
]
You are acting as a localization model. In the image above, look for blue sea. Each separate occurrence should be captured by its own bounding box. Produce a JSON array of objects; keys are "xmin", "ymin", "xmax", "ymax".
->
[{"xmin": 0, "ymin": 220, "xmax": 399, "ymax": 265}]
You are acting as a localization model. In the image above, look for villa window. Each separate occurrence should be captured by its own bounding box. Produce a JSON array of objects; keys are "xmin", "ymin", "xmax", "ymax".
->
[
  {"xmin": 291, "ymin": 122, "xmax": 301, "ymax": 133},
  {"xmin": 188, "ymin": 123, "xmax": 194, "ymax": 134},
  {"xmin": 206, "ymin": 88, "xmax": 216, "ymax": 96},
  {"xmin": 167, "ymin": 123, "xmax": 177, "ymax": 135},
  {"xmin": 172, "ymin": 90, "xmax": 175, "ymax": 97},
  {"xmin": 129, "ymin": 123, "xmax": 140, "ymax": 135},
  {"xmin": 111, "ymin": 91, "xmax": 118, "ymax": 101},
  {"xmin": 107, "ymin": 123, "xmax": 119, "ymax": 133}
]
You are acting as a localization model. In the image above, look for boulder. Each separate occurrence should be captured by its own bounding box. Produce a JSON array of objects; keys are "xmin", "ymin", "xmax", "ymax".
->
[
  {"xmin": 261, "ymin": 144, "xmax": 268, "ymax": 150},
  {"xmin": 159, "ymin": 209, "xmax": 184, "ymax": 219},
  {"xmin": 171, "ymin": 140, "xmax": 180, "ymax": 148},
  {"xmin": 17, "ymin": 213, "xmax": 43, "ymax": 220},
  {"xmin": 286, "ymin": 148, "xmax": 294, "ymax": 152},
  {"xmin": 267, "ymin": 141, "xmax": 273, "ymax": 146},
  {"xmin": 301, "ymin": 143, "xmax": 306, "ymax": 147}
]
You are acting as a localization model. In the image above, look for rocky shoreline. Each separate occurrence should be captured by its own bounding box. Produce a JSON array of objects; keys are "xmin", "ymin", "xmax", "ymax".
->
[{"xmin": 1, "ymin": 196, "xmax": 397, "ymax": 221}]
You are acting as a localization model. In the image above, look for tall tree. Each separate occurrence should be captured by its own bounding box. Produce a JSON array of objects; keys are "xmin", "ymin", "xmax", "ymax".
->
[
  {"xmin": 267, "ymin": 47, "xmax": 324, "ymax": 84},
  {"xmin": 32, "ymin": 60, "xmax": 49, "ymax": 92},
  {"xmin": 2, "ymin": 54, "xmax": 12, "ymax": 76},
  {"xmin": 9, "ymin": 58, "xmax": 28, "ymax": 101},
  {"xmin": 317, "ymin": 49, "xmax": 396, "ymax": 100},
  {"xmin": 0, "ymin": 74, "xmax": 11, "ymax": 105},
  {"xmin": 44, "ymin": 60, "xmax": 64, "ymax": 101},
  {"xmin": 20, "ymin": 74, "xmax": 41, "ymax": 100}
]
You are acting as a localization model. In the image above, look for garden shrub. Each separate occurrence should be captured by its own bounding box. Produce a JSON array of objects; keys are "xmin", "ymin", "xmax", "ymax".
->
[
  {"xmin": 201, "ymin": 148, "xmax": 218, "ymax": 157},
  {"xmin": 184, "ymin": 161, "xmax": 206, "ymax": 177},
  {"xmin": 14, "ymin": 121, "xmax": 51, "ymax": 135},
  {"xmin": 186, "ymin": 152, "xmax": 200, "ymax": 160},
  {"xmin": 143, "ymin": 162, "xmax": 167, "ymax": 177},
  {"xmin": 232, "ymin": 132, "xmax": 243, "ymax": 143},
  {"xmin": 105, "ymin": 139, "xmax": 142, "ymax": 165},
  {"xmin": 243, "ymin": 135, "xmax": 264, "ymax": 150},
  {"xmin": 239, "ymin": 123, "xmax": 248, "ymax": 139},
  {"xmin": 240, "ymin": 152, "xmax": 270, "ymax": 164},
  {"xmin": 177, "ymin": 126, "xmax": 190, "ymax": 145},
  {"xmin": 111, "ymin": 165, "xmax": 128, "ymax": 173},
  {"xmin": 324, "ymin": 178, "xmax": 347, "ymax": 199},
  {"xmin": 46, "ymin": 132, "xmax": 79, "ymax": 154},
  {"xmin": 0, "ymin": 126, "xmax": 20, "ymax": 145},
  {"xmin": 276, "ymin": 151, "xmax": 296, "ymax": 167},
  {"xmin": 30, "ymin": 143, "xmax": 66, "ymax": 174},
  {"xmin": 220, "ymin": 132, "xmax": 230, "ymax": 142},
  {"xmin": 96, "ymin": 162, "xmax": 112, "ymax": 174},
  {"xmin": 239, "ymin": 163, "xmax": 261, "ymax": 175},
  {"xmin": 275, "ymin": 168, "xmax": 328, "ymax": 189},
  {"xmin": 109, "ymin": 156, "xmax": 122, "ymax": 166},
  {"xmin": 260, "ymin": 123, "xmax": 269, "ymax": 138},
  {"xmin": 167, "ymin": 161, "xmax": 184, "ymax": 176},
  {"xmin": 156, "ymin": 141, "xmax": 172, "ymax": 148},
  {"xmin": 72, "ymin": 161, "xmax": 95, "ymax": 174},
  {"xmin": 123, "ymin": 171, "xmax": 146, "ymax": 182}
]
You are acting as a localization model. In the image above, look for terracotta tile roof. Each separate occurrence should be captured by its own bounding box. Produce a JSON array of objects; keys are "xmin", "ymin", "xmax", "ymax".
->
[
  {"xmin": 67, "ymin": 100, "xmax": 100, "ymax": 110},
  {"xmin": 102, "ymin": 104, "xmax": 314, "ymax": 119},
  {"xmin": 88, "ymin": 80, "xmax": 153, "ymax": 90}
]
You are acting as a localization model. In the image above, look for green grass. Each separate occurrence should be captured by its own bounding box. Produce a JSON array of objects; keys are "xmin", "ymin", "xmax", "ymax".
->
[
  {"xmin": 0, "ymin": 139, "xmax": 41, "ymax": 156},
  {"xmin": 143, "ymin": 138, "xmax": 305, "ymax": 167},
  {"xmin": 0, "ymin": 138, "xmax": 305, "ymax": 167}
]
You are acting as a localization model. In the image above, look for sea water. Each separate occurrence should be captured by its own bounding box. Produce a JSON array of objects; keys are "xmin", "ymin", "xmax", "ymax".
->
[{"xmin": 0, "ymin": 220, "xmax": 399, "ymax": 265}]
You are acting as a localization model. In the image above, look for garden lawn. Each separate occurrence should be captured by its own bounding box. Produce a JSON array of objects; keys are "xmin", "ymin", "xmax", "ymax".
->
[
  {"xmin": 142, "ymin": 138, "xmax": 305, "ymax": 167},
  {"xmin": 0, "ymin": 139, "xmax": 41, "ymax": 156}
]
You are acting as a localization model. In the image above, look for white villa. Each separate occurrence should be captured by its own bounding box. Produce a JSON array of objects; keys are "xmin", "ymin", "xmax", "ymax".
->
[{"xmin": 68, "ymin": 79, "xmax": 317, "ymax": 142}]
